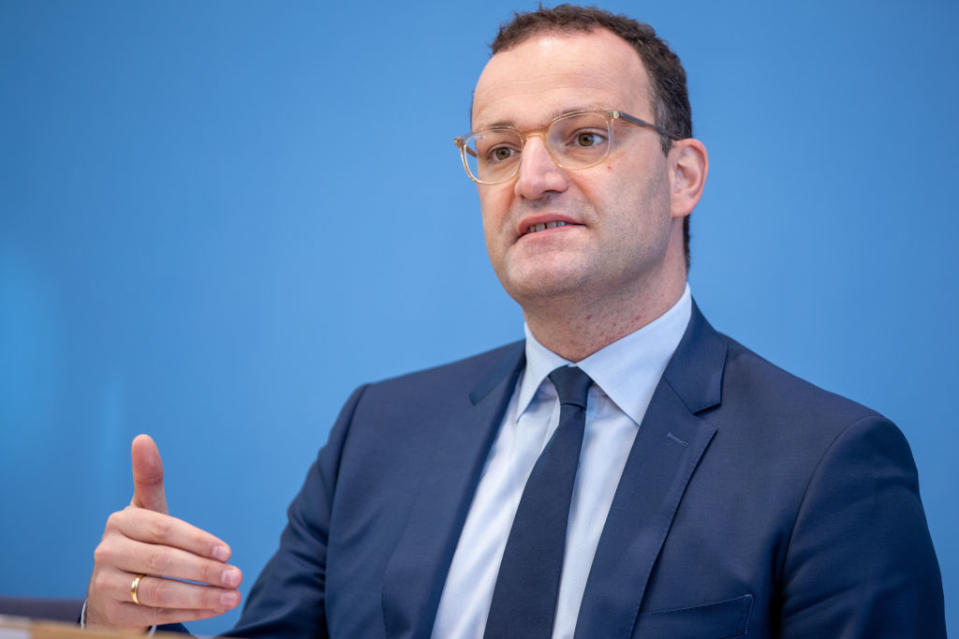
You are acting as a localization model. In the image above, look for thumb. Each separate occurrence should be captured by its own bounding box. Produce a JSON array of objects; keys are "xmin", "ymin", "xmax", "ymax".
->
[{"xmin": 130, "ymin": 434, "xmax": 169, "ymax": 514}]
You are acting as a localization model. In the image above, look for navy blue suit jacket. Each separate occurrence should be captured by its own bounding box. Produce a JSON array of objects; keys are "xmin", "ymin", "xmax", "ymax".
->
[{"xmin": 216, "ymin": 305, "xmax": 945, "ymax": 638}]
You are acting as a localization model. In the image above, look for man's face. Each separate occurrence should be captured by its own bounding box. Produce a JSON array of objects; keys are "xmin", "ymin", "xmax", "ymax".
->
[{"xmin": 472, "ymin": 29, "xmax": 685, "ymax": 313}]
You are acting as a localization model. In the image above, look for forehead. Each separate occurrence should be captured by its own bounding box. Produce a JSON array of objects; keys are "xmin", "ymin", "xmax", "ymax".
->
[{"xmin": 472, "ymin": 29, "xmax": 652, "ymax": 130}]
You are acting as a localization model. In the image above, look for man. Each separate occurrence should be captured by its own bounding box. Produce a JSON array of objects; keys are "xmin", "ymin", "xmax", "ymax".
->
[{"xmin": 84, "ymin": 5, "xmax": 946, "ymax": 638}]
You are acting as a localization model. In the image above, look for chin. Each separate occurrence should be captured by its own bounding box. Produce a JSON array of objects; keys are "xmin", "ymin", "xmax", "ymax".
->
[{"xmin": 504, "ymin": 270, "xmax": 587, "ymax": 305}]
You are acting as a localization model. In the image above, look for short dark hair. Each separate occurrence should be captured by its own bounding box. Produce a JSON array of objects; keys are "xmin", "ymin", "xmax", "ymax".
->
[{"xmin": 490, "ymin": 4, "xmax": 694, "ymax": 269}]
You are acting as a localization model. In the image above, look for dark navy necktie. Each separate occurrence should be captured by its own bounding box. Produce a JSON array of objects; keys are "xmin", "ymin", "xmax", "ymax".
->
[{"xmin": 484, "ymin": 366, "xmax": 593, "ymax": 639}]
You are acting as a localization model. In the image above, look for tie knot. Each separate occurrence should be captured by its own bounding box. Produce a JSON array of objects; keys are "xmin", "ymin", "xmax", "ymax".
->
[{"xmin": 548, "ymin": 366, "xmax": 592, "ymax": 409}]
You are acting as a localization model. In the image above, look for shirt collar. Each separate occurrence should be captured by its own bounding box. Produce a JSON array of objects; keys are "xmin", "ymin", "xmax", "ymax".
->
[{"xmin": 517, "ymin": 284, "xmax": 693, "ymax": 426}]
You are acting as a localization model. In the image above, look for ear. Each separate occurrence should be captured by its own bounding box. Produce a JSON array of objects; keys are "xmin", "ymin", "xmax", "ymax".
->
[{"xmin": 667, "ymin": 138, "xmax": 708, "ymax": 219}]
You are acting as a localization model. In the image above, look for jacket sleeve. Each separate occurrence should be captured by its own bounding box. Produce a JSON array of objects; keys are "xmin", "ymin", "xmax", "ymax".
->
[{"xmin": 779, "ymin": 415, "xmax": 946, "ymax": 638}]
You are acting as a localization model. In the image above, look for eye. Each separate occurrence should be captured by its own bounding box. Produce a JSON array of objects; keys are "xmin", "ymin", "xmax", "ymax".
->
[
  {"xmin": 573, "ymin": 130, "xmax": 606, "ymax": 148},
  {"xmin": 487, "ymin": 145, "xmax": 518, "ymax": 164}
]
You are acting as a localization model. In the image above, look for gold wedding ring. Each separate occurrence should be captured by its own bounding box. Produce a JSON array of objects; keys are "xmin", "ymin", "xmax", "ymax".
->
[{"xmin": 130, "ymin": 574, "xmax": 146, "ymax": 605}]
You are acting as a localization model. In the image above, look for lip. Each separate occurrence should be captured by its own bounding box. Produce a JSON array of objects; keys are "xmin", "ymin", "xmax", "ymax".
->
[{"xmin": 515, "ymin": 213, "xmax": 584, "ymax": 239}]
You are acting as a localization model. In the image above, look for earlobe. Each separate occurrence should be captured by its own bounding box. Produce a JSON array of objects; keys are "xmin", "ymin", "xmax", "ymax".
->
[{"xmin": 669, "ymin": 138, "xmax": 709, "ymax": 218}]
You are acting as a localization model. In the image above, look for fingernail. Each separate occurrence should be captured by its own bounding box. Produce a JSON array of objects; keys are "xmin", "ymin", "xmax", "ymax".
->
[
  {"xmin": 221, "ymin": 568, "xmax": 241, "ymax": 587},
  {"xmin": 212, "ymin": 545, "xmax": 230, "ymax": 561},
  {"xmin": 221, "ymin": 591, "xmax": 240, "ymax": 607}
]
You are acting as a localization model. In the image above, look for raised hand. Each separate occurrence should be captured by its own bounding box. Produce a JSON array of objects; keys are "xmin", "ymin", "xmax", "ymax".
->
[{"xmin": 85, "ymin": 435, "xmax": 243, "ymax": 630}]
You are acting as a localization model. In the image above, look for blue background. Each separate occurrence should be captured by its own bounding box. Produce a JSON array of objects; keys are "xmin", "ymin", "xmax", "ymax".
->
[{"xmin": 1, "ymin": 1, "xmax": 956, "ymax": 635}]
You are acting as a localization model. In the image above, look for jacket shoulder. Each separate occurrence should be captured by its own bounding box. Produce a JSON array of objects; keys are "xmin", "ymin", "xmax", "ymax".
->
[{"xmin": 719, "ymin": 333, "xmax": 883, "ymax": 427}]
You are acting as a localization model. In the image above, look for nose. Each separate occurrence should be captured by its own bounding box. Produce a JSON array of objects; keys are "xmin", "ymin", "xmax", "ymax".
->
[{"xmin": 513, "ymin": 135, "xmax": 569, "ymax": 201}]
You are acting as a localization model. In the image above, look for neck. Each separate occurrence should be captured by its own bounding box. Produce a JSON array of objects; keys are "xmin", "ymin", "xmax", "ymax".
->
[{"xmin": 523, "ymin": 276, "xmax": 687, "ymax": 362}]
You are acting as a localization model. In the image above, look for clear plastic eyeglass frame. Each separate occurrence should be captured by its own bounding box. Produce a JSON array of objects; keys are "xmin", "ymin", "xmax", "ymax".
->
[{"xmin": 454, "ymin": 109, "xmax": 682, "ymax": 185}]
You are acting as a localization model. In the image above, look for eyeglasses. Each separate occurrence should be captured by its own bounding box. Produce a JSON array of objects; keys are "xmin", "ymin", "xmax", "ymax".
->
[{"xmin": 454, "ymin": 110, "xmax": 682, "ymax": 185}]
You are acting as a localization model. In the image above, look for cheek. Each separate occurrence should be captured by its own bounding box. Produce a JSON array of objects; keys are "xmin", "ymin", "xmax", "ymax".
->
[{"xmin": 478, "ymin": 189, "xmax": 511, "ymax": 236}]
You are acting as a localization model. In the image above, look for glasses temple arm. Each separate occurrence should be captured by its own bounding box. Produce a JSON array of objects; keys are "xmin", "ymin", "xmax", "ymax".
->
[{"xmin": 613, "ymin": 110, "xmax": 683, "ymax": 141}]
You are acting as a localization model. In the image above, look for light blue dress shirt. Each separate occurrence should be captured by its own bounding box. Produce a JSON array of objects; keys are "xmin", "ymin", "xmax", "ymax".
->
[{"xmin": 432, "ymin": 285, "xmax": 693, "ymax": 639}]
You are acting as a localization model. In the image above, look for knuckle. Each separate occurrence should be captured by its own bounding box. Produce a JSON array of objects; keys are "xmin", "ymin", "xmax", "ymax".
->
[
  {"xmin": 91, "ymin": 570, "xmax": 111, "ymax": 594},
  {"xmin": 183, "ymin": 586, "xmax": 204, "ymax": 609},
  {"xmin": 149, "ymin": 517, "xmax": 172, "ymax": 540},
  {"xmin": 92, "ymin": 543, "xmax": 106, "ymax": 564},
  {"xmin": 146, "ymin": 550, "xmax": 169, "ymax": 574},
  {"xmin": 144, "ymin": 578, "xmax": 167, "ymax": 607},
  {"xmin": 199, "ymin": 534, "xmax": 217, "ymax": 555},
  {"xmin": 93, "ymin": 542, "xmax": 116, "ymax": 566},
  {"xmin": 198, "ymin": 561, "xmax": 215, "ymax": 584},
  {"xmin": 105, "ymin": 511, "xmax": 123, "ymax": 532}
]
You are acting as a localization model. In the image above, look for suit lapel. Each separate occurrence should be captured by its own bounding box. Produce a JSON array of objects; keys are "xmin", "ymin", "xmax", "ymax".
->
[
  {"xmin": 382, "ymin": 342, "xmax": 525, "ymax": 639},
  {"xmin": 574, "ymin": 304, "xmax": 727, "ymax": 639}
]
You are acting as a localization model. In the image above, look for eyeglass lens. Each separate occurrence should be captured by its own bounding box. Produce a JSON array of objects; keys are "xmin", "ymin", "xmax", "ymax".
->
[{"xmin": 463, "ymin": 112, "xmax": 612, "ymax": 183}]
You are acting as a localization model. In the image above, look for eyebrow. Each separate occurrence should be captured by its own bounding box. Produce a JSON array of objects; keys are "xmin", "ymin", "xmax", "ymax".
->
[{"xmin": 475, "ymin": 103, "xmax": 612, "ymax": 131}]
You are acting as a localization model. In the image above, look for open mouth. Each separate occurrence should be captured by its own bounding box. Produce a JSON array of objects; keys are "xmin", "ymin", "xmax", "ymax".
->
[{"xmin": 525, "ymin": 221, "xmax": 573, "ymax": 235}]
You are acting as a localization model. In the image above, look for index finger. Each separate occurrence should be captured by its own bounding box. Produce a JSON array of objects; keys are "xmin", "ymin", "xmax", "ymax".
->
[{"xmin": 110, "ymin": 507, "xmax": 232, "ymax": 563}]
